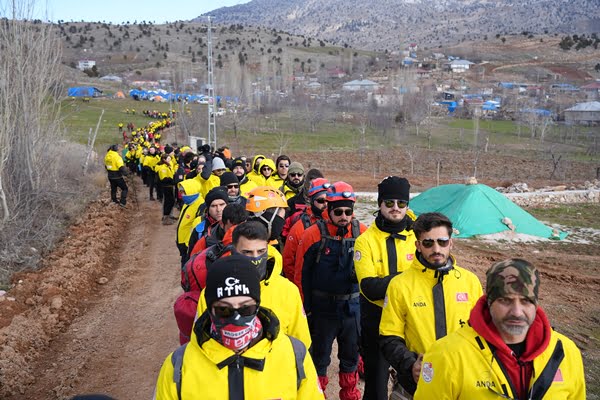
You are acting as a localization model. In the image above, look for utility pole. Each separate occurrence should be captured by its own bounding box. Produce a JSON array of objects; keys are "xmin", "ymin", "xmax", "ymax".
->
[{"xmin": 207, "ymin": 16, "xmax": 217, "ymax": 150}]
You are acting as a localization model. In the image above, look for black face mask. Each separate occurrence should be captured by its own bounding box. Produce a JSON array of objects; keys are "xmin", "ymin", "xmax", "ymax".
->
[{"xmin": 259, "ymin": 210, "xmax": 285, "ymax": 241}]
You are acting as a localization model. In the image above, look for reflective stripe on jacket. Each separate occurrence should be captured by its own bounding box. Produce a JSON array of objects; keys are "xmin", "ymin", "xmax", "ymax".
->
[
  {"xmin": 379, "ymin": 256, "xmax": 483, "ymax": 355},
  {"xmin": 354, "ymin": 222, "xmax": 416, "ymax": 307},
  {"xmin": 414, "ymin": 323, "xmax": 586, "ymax": 399}
]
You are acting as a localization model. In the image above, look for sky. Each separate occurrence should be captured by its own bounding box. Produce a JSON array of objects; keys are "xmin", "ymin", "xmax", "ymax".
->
[{"xmin": 4, "ymin": 0, "xmax": 251, "ymax": 24}]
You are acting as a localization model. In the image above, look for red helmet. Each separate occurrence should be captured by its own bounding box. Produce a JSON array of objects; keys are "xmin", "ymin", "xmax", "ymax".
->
[
  {"xmin": 308, "ymin": 178, "xmax": 331, "ymax": 198},
  {"xmin": 326, "ymin": 181, "xmax": 356, "ymax": 203}
]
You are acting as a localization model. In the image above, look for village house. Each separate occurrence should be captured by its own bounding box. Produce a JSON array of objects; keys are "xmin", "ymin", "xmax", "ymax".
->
[
  {"xmin": 77, "ymin": 60, "xmax": 96, "ymax": 71},
  {"xmin": 564, "ymin": 101, "xmax": 600, "ymax": 125}
]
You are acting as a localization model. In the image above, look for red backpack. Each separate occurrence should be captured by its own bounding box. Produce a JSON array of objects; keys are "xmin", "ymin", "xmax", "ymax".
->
[{"xmin": 173, "ymin": 291, "xmax": 200, "ymax": 345}]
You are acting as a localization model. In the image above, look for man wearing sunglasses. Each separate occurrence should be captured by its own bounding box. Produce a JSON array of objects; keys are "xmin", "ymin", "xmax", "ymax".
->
[
  {"xmin": 296, "ymin": 181, "xmax": 367, "ymax": 399},
  {"xmin": 231, "ymin": 156, "xmax": 257, "ymax": 197},
  {"xmin": 267, "ymin": 155, "xmax": 291, "ymax": 190},
  {"xmin": 219, "ymin": 172, "xmax": 247, "ymax": 206},
  {"xmin": 283, "ymin": 178, "xmax": 330, "ymax": 287},
  {"xmin": 279, "ymin": 161, "xmax": 305, "ymax": 200},
  {"xmin": 379, "ymin": 212, "xmax": 482, "ymax": 399},
  {"xmin": 354, "ymin": 176, "xmax": 417, "ymax": 400},
  {"xmin": 155, "ymin": 255, "xmax": 324, "ymax": 399},
  {"xmin": 194, "ymin": 221, "xmax": 312, "ymax": 350},
  {"xmin": 414, "ymin": 259, "xmax": 585, "ymax": 400}
]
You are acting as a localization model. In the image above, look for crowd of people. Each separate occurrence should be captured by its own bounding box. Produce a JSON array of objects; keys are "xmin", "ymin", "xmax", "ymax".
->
[{"xmin": 102, "ymin": 130, "xmax": 586, "ymax": 400}]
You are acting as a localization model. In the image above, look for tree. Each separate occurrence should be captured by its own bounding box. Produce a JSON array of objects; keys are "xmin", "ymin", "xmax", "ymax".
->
[{"xmin": 0, "ymin": 3, "xmax": 65, "ymax": 278}]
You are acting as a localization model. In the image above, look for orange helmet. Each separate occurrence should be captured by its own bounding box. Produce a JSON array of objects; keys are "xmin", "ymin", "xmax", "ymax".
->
[{"xmin": 246, "ymin": 186, "xmax": 288, "ymax": 215}]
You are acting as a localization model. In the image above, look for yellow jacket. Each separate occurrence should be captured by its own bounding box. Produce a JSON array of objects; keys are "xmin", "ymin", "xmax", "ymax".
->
[
  {"xmin": 143, "ymin": 153, "xmax": 160, "ymax": 170},
  {"xmin": 414, "ymin": 323, "xmax": 586, "ymax": 399},
  {"xmin": 104, "ymin": 149, "xmax": 124, "ymax": 172},
  {"xmin": 177, "ymin": 180, "xmax": 204, "ymax": 246},
  {"xmin": 156, "ymin": 162, "xmax": 175, "ymax": 183},
  {"xmin": 195, "ymin": 173, "xmax": 221, "ymax": 199},
  {"xmin": 196, "ymin": 246, "xmax": 311, "ymax": 349},
  {"xmin": 246, "ymin": 154, "xmax": 266, "ymax": 185},
  {"xmin": 154, "ymin": 308, "xmax": 324, "ymax": 400},
  {"xmin": 248, "ymin": 158, "xmax": 276, "ymax": 187},
  {"xmin": 239, "ymin": 178, "xmax": 257, "ymax": 198},
  {"xmin": 380, "ymin": 255, "xmax": 483, "ymax": 355},
  {"xmin": 354, "ymin": 215, "xmax": 417, "ymax": 307}
]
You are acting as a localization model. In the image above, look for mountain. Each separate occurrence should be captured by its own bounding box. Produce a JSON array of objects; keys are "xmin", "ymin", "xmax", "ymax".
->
[{"xmin": 196, "ymin": 0, "xmax": 600, "ymax": 50}]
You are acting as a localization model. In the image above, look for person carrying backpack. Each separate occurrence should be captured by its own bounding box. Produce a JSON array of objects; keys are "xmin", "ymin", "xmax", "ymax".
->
[
  {"xmin": 155, "ymin": 255, "xmax": 324, "ymax": 400},
  {"xmin": 296, "ymin": 182, "xmax": 367, "ymax": 399}
]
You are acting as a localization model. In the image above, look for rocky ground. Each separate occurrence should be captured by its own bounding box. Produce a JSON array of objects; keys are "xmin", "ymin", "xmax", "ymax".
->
[{"xmin": 0, "ymin": 172, "xmax": 598, "ymax": 399}]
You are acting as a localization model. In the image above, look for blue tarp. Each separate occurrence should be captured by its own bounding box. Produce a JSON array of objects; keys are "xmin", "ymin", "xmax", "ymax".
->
[
  {"xmin": 520, "ymin": 108, "xmax": 552, "ymax": 117},
  {"xmin": 68, "ymin": 87, "xmax": 102, "ymax": 97}
]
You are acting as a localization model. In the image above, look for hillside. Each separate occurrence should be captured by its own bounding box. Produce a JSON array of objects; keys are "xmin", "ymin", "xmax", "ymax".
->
[
  {"xmin": 54, "ymin": 20, "xmax": 378, "ymax": 89},
  {"xmin": 198, "ymin": 0, "xmax": 600, "ymax": 50}
]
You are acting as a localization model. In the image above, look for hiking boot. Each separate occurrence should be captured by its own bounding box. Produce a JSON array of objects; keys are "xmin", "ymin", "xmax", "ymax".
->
[
  {"xmin": 162, "ymin": 216, "xmax": 175, "ymax": 225},
  {"xmin": 149, "ymin": 196, "xmax": 155, "ymax": 201}
]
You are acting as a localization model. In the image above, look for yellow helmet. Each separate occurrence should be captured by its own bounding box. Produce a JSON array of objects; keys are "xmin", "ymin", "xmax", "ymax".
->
[{"xmin": 246, "ymin": 186, "xmax": 287, "ymax": 215}]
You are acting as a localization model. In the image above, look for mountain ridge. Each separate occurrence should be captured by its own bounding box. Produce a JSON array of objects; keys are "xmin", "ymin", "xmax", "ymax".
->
[{"xmin": 196, "ymin": 0, "xmax": 600, "ymax": 50}]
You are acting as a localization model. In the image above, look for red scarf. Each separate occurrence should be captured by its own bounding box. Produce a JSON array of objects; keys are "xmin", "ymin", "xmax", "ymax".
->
[{"xmin": 469, "ymin": 296, "xmax": 551, "ymax": 399}]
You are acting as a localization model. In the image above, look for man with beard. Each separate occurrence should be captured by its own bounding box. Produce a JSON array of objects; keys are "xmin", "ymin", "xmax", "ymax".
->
[
  {"xmin": 220, "ymin": 172, "xmax": 247, "ymax": 206},
  {"xmin": 379, "ymin": 212, "xmax": 482, "ymax": 399},
  {"xmin": 231, "ymin": 156, "xmax": 257, "ymax": 196},
  {"xmin": 354, "ymin": 176, "xmax": 417, "ymax": 400},
  {"xmin": 415, "ymin": 258, "xmax": 586, "ymax": 399},
  {"xmin": 297, "ymin": 182, "xmax": 367, "ymax": 400},
  {"xmin": 280, "ymin": 162, "xmax": 305, "ymax": 200}
]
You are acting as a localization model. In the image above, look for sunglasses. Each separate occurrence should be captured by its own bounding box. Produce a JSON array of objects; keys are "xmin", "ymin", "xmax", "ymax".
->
[
  {"xmin": 261, "ymin": 167, "xmax": 272, "ymax": 171},
  {"xmin": 212, "ymin": 303, "xmax": 259, "ymax": 318},
  {"xmin": 227, "ymin": 184, "xmax": 239, "ymax": 189},
  {"xmin": 419, "ymin": 237, "xmax": 451, "ymax": 248},
  {"xmin": 290, "ymin": 172, "xmax": 303, "ymax": 178},
  {"xmin": 314, "ymin": 198, "xmax": 327, "ymax": 204},
  {"xmin": 278, "ymin": 164, "xmax": 289, "ymax": 168},
  {"xmin": 332, "ymin": 208, "xmax": 353, "ymax": 217},
  {"xmin": 383, "ymin": 199, "xmax": 408, "ymax": 209}
]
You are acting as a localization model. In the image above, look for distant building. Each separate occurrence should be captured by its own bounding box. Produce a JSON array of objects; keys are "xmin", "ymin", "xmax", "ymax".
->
[
  {"xmin": 342, "ymin": 79, "xmax": 379, "ymax": 92},
  {"xmin": 305, "ymin": 81, "xmax": 322, "ymax": 91},
  {"xmin": 447, "ymin": 59, "xmax": 474, "ymax": 73},
  {"xmin": 328, "ymin": 67, "xmax": 346, "ymax": 79},
  {"xmin": 580, "ymin": 81, "xmax": 600, "ymax": 100},
  {"xmin": 564, "ymin": 101, "xmax": 600, "ymax": 125},
  {"xmin": 78, "ymin": 60, "xmax": 96, "ymax": 71}
]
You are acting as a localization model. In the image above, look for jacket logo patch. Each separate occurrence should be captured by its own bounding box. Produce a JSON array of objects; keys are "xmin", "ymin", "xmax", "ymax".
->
[
  {"xmin": 413, "ymin": 301, "xmax": 427, "ymax": 307},
  {"xmin": 324, "ymin": 247, "xmax": 331, "ymax": 255},
  {"xmin": 553, "ymin": 368, "xmax": 563, "ymax": 382},
  {"xmin": 421, "ymin": 362, "xmax": 433, "ymax": 383},
  {"xmin": 406, "ymin": 254, "xmax": 414, "ymax": 260},
  {"xmin": 456, "ymin": 292, "xmax": 469, "ymax": 302},
  {"xmin": 476, "ymin": 381, "xmax": 496, "ymax": 388},
  {"xmin": 354, "ymin": 250, "xmax": 361, "ymax": 261}
]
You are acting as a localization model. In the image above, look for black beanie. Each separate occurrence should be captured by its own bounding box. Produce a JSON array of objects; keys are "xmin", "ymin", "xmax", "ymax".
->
[
  {"xmin": 164, "ymin": 145, "xmax": 174, "ymax": 154},
  {"xmin": 204, "ymin": 187, "xmax": 229, "ymax": 209},
  {"xmin": 205, "ymin": 255, "xmax": 261, "ymax": 307},
  {"xmin": 220, "ymin": 172, "xmax": 239, "ymax": 186},
  {"xmin": 232, "ymin": 157, "xmax": 245, "ymax": 169},
  {"xmin": 377, "ymin": 176, "xmax": 410, "ymax": 205}
]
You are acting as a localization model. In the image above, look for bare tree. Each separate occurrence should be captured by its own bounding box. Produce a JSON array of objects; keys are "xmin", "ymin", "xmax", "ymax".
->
[{"xmin": 0, "ymin": 1, "xmax": 66, "ymax": 279}]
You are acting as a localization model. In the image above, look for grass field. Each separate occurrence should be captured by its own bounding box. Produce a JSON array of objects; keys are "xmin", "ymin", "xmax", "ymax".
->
[{"xmin": 60, "ymin": 98, "xmax": 599, "ymax": 166}]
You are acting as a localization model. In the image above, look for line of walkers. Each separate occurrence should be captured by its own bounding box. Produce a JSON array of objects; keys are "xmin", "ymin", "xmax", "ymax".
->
[{"xmin": 101, "ymin": 138, "xmax": 587, "ymax": 399}]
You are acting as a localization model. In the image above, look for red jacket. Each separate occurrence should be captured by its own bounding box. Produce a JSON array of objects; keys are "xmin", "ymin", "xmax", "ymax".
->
[
  {"xmin": 469, "ymin": 296, "xmax": 552, "ymax": 399},
  {"xmin": 282, "ymin": 209, "xmax": 321, "ymax": 283}
]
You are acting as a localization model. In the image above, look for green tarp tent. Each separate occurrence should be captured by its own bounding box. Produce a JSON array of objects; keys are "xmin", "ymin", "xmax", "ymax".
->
[{"xmin": 410, "ymin": 184, "xmax": 567, "ymax": 239}]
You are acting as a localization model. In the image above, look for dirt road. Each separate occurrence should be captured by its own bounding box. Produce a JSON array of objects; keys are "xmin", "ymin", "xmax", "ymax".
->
[{"xmin": 1, "ymin": 176, "xmax": 599, "ymax": 399}]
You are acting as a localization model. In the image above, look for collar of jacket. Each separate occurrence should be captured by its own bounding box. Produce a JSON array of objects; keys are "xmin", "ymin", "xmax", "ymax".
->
[
  {"xmin": 413, "ymin": 252, "xmax": 456, "ymax": 278},
  {"xmin": 469, "ymin": 295, "xmax": 552, "ymax": 362}
]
